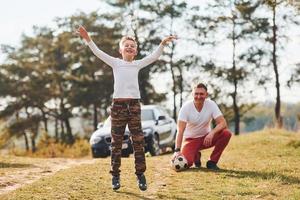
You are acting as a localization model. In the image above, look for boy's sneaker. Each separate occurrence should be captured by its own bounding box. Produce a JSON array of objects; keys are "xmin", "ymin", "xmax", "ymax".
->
[
  {"xmin": 136, "ymin": 174, "xmax": 147, "ymax": 191},
  {"xmin": 112, "ymin": 175, "xmax": 120, "ymax": 190},
  {"xmin": 206, "ymin": 160, "xmax": 220, "ymax": 170}
]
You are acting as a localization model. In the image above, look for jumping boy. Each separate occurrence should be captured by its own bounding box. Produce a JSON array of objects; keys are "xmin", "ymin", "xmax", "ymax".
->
[{"xmin": 77, "ymin": 25, "xmax": 176, "ymax": 191}]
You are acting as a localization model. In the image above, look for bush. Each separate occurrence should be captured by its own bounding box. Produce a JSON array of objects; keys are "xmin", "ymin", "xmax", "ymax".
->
[
  {"xmin": 288, "ymin": 140, "xmax": 300, "ymax": 148},
  {"xmin": 10, "ymin": 134, "xmax": 91, "ymax": 158}
]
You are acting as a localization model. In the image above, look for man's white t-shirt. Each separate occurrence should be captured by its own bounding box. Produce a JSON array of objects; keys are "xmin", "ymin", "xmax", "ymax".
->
[
  {"xmin": 178, "ymin": 99, "xmax": 223, "ymax": 138},
  {"xmin": 87, "ymin": 40, "xmax": 164, "ymax": 99}
]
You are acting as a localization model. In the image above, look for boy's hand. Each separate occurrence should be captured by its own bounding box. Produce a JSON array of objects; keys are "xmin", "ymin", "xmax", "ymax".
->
[
  {"xmin": 76, "ymin": 25, "xmax": 91, "ymax": 42},
  {"xmin": 161, "ymin": 35, "xmax": 177, "ymax": 46}
]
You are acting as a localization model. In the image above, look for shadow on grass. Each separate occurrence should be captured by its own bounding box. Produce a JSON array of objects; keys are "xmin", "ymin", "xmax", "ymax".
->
[
  {"xmin": 185, "ymin": 167, "xmax": 300, "ymax": 185},
  {"xmin": 116, "ymin": 191, "xmax": 187, "ymax": 200},
  {"xmin": 115, "ymin": 191, "xmax": 153, "ymax": 200},
  {"xmin": 220, "ymin": 169, "xmax": 300, "ymax": 184},
  {"xmin": 0, "ymin": 162, "xmax": 34, "ymax": 168}
]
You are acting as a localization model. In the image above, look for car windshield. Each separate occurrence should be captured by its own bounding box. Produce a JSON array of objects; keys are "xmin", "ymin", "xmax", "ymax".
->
[
  {"xmin": 102, "ymin": 109, "xmax": 155, "ymax": 127},
  {"xmin": 141, "ymin": 109, "xmax": 155, "ymax": 121}
]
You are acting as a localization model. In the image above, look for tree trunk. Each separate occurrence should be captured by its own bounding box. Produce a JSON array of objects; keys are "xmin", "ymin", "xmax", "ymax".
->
[
  {"xmin": 23, "ymin": 132, "xmax": 29, "ymax": 151},
  {"xmin": 170, "ymin": 0, "xmax": 177, "ymax": 120},
  {"xmin": 232, "ymin": 12, "xmax": 240, "ymax": 135},
  {"xmin": 178, "ymin": 66, "xmax": 183, "ymax": 108},
  {"xmin": 64, "ymin": 117, "xmax": 74, "ymax": 144},
  {"xmin": 134, "ymin": 28, "xmax": 150, "ymax": 105},
  {"xmin": 60, "ymin": 119, "xmax": 65, "ymax": 142},
  {"xmin": 93, "ymin": 103, "xmax": 98, "ymax": 131},
  {"xmin": 31, "ymin": 121, "xmax": 39, "ymax": 153},
  {"xmin": 59, "ymin": 97, "xmax": 73, "ymax": 143},
  {"xmin": 61, "ymin": 107, "xmax": 73, "ymax": 144},
  {"xmin": 55, "ymin": 117, "xmax": 59, "ymax": 142},
  {"xmin": 169, "ymin": 43, "xmax": 177, "ymax": 120},
  {"xmin": 41, "ymin": 109, "xmax": 48, "ymax": 132},
  {"xmin": 31, "ymin": 135, "xmax": 36, "ymax": 153},
  {"xmin": 91, "ymin": 73, "xmax": 99, "ymax": 131},
  {"xmin": 233, "ymin": 88, "xmax": 240, "ymax": 135},
  {"xmin": 272, "ymin": 1, "xmax": 282, "ymax": 128}
]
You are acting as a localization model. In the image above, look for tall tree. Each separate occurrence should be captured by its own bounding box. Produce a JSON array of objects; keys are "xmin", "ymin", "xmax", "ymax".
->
[
  {"xmin": 262, "ymin": 0, "xmax": 299, "ymax": 128},
  {"xmin": 153, "ymin": 0, "xmax": 187, "ymax": 119},
  {"xmin": 228, "ymin": 0, "xmax": 268, "ymax": 134},
  {"xmin": 0, "ymin": 40, "xmax": 48, "ymax": 149},
  {"xmin": 187, "ymin": 0, "xmax": 269, "ymax": 134}
]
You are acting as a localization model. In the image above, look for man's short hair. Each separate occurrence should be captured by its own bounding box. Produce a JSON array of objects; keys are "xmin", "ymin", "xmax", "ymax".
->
[
  {"xmin": 119, "ymin": 36, "xmax": 137, "ymax": 48},
  {"xmin": 193, "ymin": 83, "xmax": 208, "ymax": 92}
]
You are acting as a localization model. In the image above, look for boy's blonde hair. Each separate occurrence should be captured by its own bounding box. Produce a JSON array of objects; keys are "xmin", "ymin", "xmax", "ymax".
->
[{"xmin": 119, "ymin": 36, "xmax": 137, "ymax": 49}]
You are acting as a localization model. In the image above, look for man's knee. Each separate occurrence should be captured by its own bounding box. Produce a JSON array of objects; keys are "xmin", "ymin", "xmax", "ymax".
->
[
  {"xmin": 181, "ymin": 152, "xmax": 193, "ymax": 167},
  {"xmin": 181, "ymin": 146, "xmax": 195, "ymax": 167},
  {"xmin": 222, "ymin": 129, "xmax": 232, "ymax": 139}
]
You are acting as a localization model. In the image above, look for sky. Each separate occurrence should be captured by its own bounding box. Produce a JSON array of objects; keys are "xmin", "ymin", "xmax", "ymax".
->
[
  {"xmin": 0, "ymin": 0, "xmax": 300, "ymax": 104},
  {"xmin": 0, "ymin": 0, "xmax": 101, "ymax": 46}
]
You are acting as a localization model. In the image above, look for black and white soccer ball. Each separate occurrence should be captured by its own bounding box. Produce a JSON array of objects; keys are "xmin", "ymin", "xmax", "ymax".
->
[{"xmin": 171, "ymin": 155, "xmax": 188, "ymax": 172}]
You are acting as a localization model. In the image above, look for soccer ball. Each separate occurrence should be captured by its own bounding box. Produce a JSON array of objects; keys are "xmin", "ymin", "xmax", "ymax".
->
[{"xmin": 171, "ymin": 155, "xmax": 188, "ymax": 172}]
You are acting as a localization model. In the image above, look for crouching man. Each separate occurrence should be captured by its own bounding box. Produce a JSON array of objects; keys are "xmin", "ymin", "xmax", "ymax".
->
[{"xmin": 173, "ymin": 83, "xmax": 232, "ymax": 170}]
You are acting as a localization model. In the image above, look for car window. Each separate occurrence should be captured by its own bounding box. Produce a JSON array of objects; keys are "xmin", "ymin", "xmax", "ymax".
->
[
  {"xmin": 157, "ymin": 107, "xmax": 171, "ymax": 120},
  {"xmin": 141, "ymin": 109, "xmax": 155, "ymax": 121}
]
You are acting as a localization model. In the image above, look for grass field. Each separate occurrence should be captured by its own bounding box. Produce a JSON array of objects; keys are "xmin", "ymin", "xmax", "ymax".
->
[{"xmin": 1, "ymin": 129, "xmax": 300, "ymax": 200}]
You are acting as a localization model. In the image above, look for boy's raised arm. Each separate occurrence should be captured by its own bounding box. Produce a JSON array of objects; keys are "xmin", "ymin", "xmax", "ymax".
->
[
  {"xmin": 76, "ymin": 25, "xmax": 116, "ymax": 67},
  {"xmin": 137, "ymin": 35, "xmax": 177, "ymax": 68},
  {"xmin": 160, "ymin": 35, "xmax": 177, "ymax": 46}
]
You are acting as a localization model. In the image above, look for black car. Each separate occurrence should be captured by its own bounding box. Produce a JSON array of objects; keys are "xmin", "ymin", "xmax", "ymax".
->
[{"xmin": 89, "ymin": 105, "xmax": 177, "ymax": 158}]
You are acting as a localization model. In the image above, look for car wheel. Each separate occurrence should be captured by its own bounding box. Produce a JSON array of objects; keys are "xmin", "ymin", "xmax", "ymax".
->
[
  {"xmin": 91, "ymin": 148, "xmax": 109, "ymax": 158},
  {"xmin": 148, "ymin": 134, "xmax": 160, "ymax": 156},
  {"xmin": 171, "ymin": 145, "xmax": 175, "ymax": 152},
  {"xmin": 171, "ymin": 130, "xmax": 177, "ymax": 152},
  {"xmin": 122, "ymin": 150, "xmax": 130, "ymax": 157}
]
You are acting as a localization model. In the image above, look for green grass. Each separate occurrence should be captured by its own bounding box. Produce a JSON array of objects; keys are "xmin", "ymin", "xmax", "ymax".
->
[{"xmin": 1, "ymin": 129, "xmax": 300, "ymax": 200}]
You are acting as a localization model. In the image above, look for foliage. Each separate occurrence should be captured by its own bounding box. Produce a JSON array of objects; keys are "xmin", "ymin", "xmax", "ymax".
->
[
  {"xmin": 9, "ymin": 135, "xmax": 91, "ymax": 158},
  {"xmin": 288, "ymin": 140, "xmax": 300, "ymax": 148},
  {"xmin": 242, "ymin": 102, "xmax": 300, "ymax": 132}
]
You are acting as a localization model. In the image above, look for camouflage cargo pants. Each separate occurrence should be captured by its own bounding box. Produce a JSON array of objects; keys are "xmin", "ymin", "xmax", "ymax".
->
[{"xmin": 110, "ymin": 99, "xmax": 146, "ymax": 176}]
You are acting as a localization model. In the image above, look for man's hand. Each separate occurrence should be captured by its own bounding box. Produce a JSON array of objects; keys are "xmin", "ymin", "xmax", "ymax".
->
[
  {"xmin": 171, "ymin": 151, "xmax": 182, "ymax": 162},
  {"xmin": 203, "ymin": 132, "xmax": 214, "ymax": 147},
  {"xmin": 76, "ymin": 25, "xmax": 91, "ymax": 42},
  {"xmin": 161, "ymin": 35, "xmax": 177, "ymax": 46}
]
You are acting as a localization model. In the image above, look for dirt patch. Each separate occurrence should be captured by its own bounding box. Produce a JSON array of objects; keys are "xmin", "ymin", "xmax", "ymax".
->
[{"xmin": 0, "ymin": 156, "xmax": 96, "ymax": 195}]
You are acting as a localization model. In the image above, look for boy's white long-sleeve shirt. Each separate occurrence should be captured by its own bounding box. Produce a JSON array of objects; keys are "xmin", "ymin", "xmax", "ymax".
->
[{"xmin": 87, "ymin": 40, "xmax": 164, "ymax": 99}]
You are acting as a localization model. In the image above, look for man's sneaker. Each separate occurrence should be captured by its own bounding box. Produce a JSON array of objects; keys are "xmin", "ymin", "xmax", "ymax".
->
[
  {"xmin": 194, "ymin": 152, "xmax": 201, "ymax": 168},
  {"xmin": 206, "ymin": 160, "xmax": 220, "ymax": 170},
  {"xmin": 194, "ymin": 161, "xmax": 201, "ymax": 168},
  {"xmin": 136, "ymin": 174, "xmax": 147, "ymax": 191},
  {"xmin": 112, "ymin": 175, "xmax": 120, "ymax": 190}
]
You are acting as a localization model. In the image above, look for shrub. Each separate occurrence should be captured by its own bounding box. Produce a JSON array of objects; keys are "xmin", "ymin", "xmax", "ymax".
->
[{"xmin": 10, "ymin": 133, "xmax": 91, "ymax": 158}]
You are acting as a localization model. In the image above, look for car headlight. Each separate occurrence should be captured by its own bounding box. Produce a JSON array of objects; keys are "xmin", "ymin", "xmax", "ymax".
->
[
  {"xmin": 143, "ymin": 128, "xmax": 153, "ymax": 137},
  {"xmin": 90, "ymin": 136, "xmax": 102, "ymax": 145}
]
